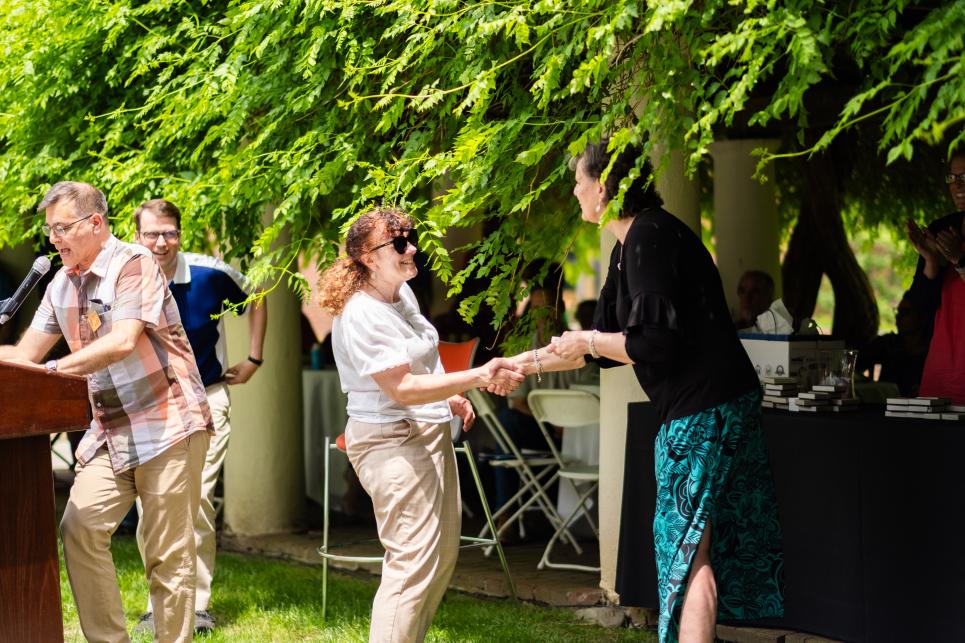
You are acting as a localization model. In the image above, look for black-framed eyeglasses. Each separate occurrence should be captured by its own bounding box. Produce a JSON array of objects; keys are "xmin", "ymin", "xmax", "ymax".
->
[
  {"xmin": 367, "ymin": 229, "xmax": 418, "ymax": 255},
  {"xmin": 140, "ymin": 230, "xmax": 181, "ymax": 242},
  {"xmin": 41, "ymin": 213, "xmax": 96, "ymax": 238},
  {"xmin": 946, "ymin": 172, "xmax": 965, "ymax": 185}
]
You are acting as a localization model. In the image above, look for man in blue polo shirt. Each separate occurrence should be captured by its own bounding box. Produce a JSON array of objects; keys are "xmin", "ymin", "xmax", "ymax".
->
[{"xmin": 132, "ymin": 199, "xmax": 268, "ymax": 634}]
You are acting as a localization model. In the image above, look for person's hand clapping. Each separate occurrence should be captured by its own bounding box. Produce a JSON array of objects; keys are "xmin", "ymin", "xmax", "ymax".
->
[
  {"xmin": 933, "ymin": 227, "xmax": 964, "ymax": 265},
  {"xmin": 906, "ymin": 219, "xmax": 940, "ymax": 262},
  {"xmin": 546, "ymin": 330, "xmax": 591, "ymax": 362},
  {"xmin": 479, "ymin": 357, "xmax": 524, "ymax": 396}
]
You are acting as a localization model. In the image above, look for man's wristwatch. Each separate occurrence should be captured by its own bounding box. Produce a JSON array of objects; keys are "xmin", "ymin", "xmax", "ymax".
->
[{"xmin": 44, "ymin": 359, "xmax": 58, "ymax": 373}]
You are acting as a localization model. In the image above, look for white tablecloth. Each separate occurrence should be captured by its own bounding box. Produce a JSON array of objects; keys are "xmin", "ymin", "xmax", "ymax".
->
[{"xmin": 303, "ymin": 369, "xmax": 349, "ymax": 509}]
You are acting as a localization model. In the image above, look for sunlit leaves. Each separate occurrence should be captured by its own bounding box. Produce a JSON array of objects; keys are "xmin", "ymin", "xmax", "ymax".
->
[{"xmin": 0, "ymin": 0, "xmax": 959, "ymax": 337}]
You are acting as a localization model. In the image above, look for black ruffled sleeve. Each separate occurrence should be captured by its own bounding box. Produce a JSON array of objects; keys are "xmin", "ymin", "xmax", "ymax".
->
[
  {"xmin": 589, "ymin": 244, "xmax": 626, "ymax": 369},
  {"xmin": 620, "ymin": 217, "xmax": 681, "ymax": 368}
]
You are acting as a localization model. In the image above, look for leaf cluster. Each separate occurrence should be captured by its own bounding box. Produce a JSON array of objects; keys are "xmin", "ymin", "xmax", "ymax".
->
[{"xmin": 0, "ymin": 0, "xmax": 959, "ymax": 336}]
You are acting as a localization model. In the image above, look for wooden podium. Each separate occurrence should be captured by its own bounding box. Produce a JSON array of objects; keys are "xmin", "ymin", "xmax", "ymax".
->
[{"xmin": 0, "ymin": 361, "xmax": 89, "ymax": 642}]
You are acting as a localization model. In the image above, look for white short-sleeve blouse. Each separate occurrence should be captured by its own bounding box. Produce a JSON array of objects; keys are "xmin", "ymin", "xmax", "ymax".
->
[{"xmin": 332, "ymin": 282, "xmax": 453, "ymax": 424}]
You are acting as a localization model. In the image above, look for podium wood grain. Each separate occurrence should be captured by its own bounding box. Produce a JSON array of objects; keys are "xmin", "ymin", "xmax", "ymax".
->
[{"xmin": 0, "ymin": 362, "xmax": 88, "ymax": 642}]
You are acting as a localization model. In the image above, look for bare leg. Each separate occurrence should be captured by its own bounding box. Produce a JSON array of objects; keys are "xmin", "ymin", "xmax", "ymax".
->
[{"xmin": 679, "ymin": 520, "xmax": 717, "ymax": 643}]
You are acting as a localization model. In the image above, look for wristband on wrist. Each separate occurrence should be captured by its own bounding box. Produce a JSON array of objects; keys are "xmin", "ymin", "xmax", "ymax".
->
[
  {"xmin": 532, "ymin": 349, "xmax": 543, "ymax": 383},
  {"xmin": 247, "ymin": 355, "xmax": 264, "ymax": 366},
  {"xmin": 588, "ymin": 330, "xmax": 601, "ymax": 359}
]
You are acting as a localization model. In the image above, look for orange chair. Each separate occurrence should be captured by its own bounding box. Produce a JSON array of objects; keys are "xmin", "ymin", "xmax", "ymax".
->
[
  {"xmin": 437, "ymin": 338, "xmax": 480, "ymax": 379},
  {"xmin": 318, "ymin": 337, "xmax": 515, "ymax": 618}
]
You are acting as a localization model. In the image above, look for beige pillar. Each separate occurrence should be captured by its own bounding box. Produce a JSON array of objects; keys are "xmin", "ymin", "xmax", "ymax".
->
[
  {"xmin": 598, "ymin": 154, "xmax": 701, "ymax": 600},
  {"xmin": 709, "ymin": 139, "xmax": 782, "ymax": 313},
  {"xmin": 222, "ymin": 231, "xmax": 304, "ymax": 535},
  {"xmin": 652, "ymin": 145, "xmax": 701, "ymax": 234}
]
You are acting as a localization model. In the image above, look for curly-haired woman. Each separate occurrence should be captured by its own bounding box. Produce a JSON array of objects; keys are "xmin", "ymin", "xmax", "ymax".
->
[{"xmin": 317, "ymin": 207, "xmax": 523, "ymax": 643}]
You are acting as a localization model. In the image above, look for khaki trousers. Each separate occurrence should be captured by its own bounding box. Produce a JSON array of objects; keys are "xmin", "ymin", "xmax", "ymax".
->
[
  {"xmin": 345, "ymin": 418, "xmax": 461, "ymax": 643},
  {"xmin": 137, "ymin": 382, "xmax": 230, "ymax": 612},
  {"xmin": 61, "ymin": 431, "xmax": 209, "ymax": 643}
]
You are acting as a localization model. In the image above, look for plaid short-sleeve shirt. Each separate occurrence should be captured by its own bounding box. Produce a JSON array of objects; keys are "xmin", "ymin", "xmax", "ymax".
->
[{"xmin": 31, "ymin": 236, "xmax": 213, "ymax": 473}]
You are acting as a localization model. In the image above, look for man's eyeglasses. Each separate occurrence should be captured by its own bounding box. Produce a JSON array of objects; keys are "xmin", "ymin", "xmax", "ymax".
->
[
  {"xmin": 945, "ymin": 172, "xmax": 965, "ymax": 185},
  {"xmin": 41, "ymin": 213, "xmax": 95, "ymax": 238},
  {"xmin": 367, "ymin": 229, "xmax": 418, "ymax": 255},
  {"xmin": 140, "ymin": 230, "xmax": 181, "ymax": 242}
]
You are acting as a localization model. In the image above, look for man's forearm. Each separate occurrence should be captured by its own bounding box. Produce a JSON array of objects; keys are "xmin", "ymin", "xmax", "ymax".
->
[
  {"xmin": 248, "ymin": 299, "xmax": 268, "ymax": 360},
  {"xmin": 57, "ymin": 321, "xmax": 144, "ymax": 375}
]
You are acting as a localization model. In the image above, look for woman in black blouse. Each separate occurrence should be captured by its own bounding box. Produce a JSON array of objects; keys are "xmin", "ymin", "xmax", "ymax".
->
[{"xmin": 514, "ymin": 141, "xmax": 783, "ymax": 643}]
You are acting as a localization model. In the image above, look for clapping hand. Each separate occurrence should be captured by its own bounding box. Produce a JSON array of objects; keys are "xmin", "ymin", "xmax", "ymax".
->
[
  {"xmin": 481, "ymin": 357, "xmax": 525, "ymax": 396},
  {"xmin": 933, "ymin": 227, "xmax": 964, "ymax": 265},
  {"xmin": 906, "ymin": 219, "xmax": 940, "ymax": 262}
]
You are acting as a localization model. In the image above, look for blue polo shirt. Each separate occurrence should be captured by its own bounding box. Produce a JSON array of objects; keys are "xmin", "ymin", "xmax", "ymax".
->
[{"xmin": 169, "ymin": 252, "xmax": 250, "ymax": 387}]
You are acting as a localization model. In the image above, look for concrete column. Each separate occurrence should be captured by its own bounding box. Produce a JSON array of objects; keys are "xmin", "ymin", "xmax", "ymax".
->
[
  {"xmin": 709, "ymin": 139, "xmax": 782, "ymax": 313},
  {"xmin": 651, "ymin": 145, "xmax": 701, "ymax": 234},
  {"xmin": 223, "ymin": 226, "xmax": 304, "ymax": 535},
  {"xmin": 598, "ymin": 153, "xmax": 700, "ymax": 600}
]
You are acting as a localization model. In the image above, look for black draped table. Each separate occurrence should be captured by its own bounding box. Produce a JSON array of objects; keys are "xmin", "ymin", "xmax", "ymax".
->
[{"xmin": 615, "ymin": 403, "xmax": 965, "ymax": 642}]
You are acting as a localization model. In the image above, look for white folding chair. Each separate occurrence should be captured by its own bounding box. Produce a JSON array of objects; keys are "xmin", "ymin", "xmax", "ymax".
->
[
  {"xmin": 467, "ymin": 389, "xmax": 582, "ymax": 556},
  {"xmin": 527, "ymin": 389, "xmax": 601, "ymax": 572}
]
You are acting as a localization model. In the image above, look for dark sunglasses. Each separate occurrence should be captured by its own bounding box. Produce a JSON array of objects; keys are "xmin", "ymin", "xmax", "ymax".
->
[{"xmin": 368, "ymin": 228, "xmax": 418, "ymax": 255}]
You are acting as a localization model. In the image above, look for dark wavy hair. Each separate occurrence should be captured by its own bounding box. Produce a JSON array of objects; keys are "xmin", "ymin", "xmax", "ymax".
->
[
  {"xmin": 317, "ymin": 207, "xmax": 413, "ymax": 315},
  {"xmin": 574, "ymin": 139, "xmax": 663, "ymax": 219}
]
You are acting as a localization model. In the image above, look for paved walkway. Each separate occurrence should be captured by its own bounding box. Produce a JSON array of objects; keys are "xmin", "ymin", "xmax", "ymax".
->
[{"xmin": 222, "ymin": 527, "xmax": 609, "ymax": 607}]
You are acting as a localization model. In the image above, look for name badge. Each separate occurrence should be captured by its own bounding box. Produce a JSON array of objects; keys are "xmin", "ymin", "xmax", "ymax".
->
[{"xmin": 86, "ymin": 308, "xmax": 102, "ymax": 332}]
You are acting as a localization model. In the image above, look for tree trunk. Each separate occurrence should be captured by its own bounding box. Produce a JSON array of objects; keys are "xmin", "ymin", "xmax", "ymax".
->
[{"xmin": 781, "ymin": 151, "xmax": 879, "ymax": 347}]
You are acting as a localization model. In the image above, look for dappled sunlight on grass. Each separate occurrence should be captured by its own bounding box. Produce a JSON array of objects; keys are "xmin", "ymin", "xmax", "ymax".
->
[{"xmin": 59, "ymin": 535, "xmax": 654, "ymax": 642}]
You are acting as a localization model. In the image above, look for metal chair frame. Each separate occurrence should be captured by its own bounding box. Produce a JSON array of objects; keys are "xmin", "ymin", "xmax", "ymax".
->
[
  {"xmin": 527, "ymin": 388, "xmax": 602, "ymax": 573},
  {"xmin": 467, "ymin": 389, "xmax": 583, "ymax": 557}
]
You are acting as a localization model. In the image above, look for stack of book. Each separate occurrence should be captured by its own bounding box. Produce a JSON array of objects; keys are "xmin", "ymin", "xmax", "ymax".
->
[
  {"xmin": 885, "ymin": 397, "xmax": 964, "ymax": 420},
  {"xmin": 762, "ymin": 377, "xmax": 798, "ymax": 410},
  {"xmin": 789, "ymin": 383, "xmax": 860, "ymax": 413}
]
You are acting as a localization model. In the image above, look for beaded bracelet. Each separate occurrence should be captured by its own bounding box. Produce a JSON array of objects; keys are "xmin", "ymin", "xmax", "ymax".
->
[
  {"xmin": 588, "ymin": 330, "xmax": 601, "ymax": 359},
  {"xmin": 533, "ymin": 349, "xmax": 544, "ymax": 383}
]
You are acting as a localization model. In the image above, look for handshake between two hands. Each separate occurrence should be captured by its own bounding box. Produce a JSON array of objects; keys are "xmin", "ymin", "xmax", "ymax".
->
[{"xmin": 476, "ymin": 330, "xmax": 593, "ymax": 397}]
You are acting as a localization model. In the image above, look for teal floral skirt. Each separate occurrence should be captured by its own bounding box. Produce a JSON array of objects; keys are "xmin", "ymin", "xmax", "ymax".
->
[{"xmin": 653, "ymin": 388, "xmax": 784, "ymax": 642}]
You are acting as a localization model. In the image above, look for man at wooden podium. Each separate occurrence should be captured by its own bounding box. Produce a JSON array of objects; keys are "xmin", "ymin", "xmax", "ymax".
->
[{"xmin": 0, "ymin": 181, "xmax": 213, "ymax": 642}]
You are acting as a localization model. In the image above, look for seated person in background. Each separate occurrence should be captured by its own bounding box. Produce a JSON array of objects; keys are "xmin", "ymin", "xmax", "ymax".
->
[
  {"xmin": 734, "ymin": 269, "xmax": 775, "ymax": 329},
  {"xmin": 856, "ymin": 291, "xmax": 931, "ymax": 396},
  {"xmin": 906, "ymin": 149, "xmax": 965, "ymax": 402}
]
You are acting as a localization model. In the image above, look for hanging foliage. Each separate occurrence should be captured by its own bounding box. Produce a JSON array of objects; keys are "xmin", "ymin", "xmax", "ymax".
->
[{"xmin": 0, "ymin": 0, "xmax": 960, "ymax": 332}]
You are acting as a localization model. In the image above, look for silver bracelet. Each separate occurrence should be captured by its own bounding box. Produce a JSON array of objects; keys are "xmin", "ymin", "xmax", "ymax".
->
[
  {"xmin": 588, "ymin": 330, "xmax": 601, "ymax": 359},
  {"xmin": 533, "ymin": 349, "xmax": 543, "ymax": 383}
]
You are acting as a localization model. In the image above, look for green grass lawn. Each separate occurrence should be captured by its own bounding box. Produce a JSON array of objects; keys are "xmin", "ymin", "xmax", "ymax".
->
[{"xmin": 59, "ymin": 535, "xmax": 655, "ymax": 642}]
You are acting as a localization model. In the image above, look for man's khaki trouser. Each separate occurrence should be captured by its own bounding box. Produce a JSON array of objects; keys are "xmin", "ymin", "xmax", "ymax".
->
[
  {"xmin": 345, "ymin": 417, "xmax": 461, "ymax": 643},
  {"xmin": 137, "ymin": 382, "xmax": 230, "ymax": 613},
  {"xmin": 61, "ymin": 430, "xmax": 209, "ymax": 643}
]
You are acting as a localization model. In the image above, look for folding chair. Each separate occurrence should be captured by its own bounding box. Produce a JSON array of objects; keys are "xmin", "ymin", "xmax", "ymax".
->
[
  {"xmin": 49, "ymin": 433, "xmax": 74, "ymax": 470},
  {"xmin": 527, "ymin": 388, "xmax": 601, "ymax": 572},
  {"xmin": 317, "ymin": 339, "xmax": 516, "ymax": 619},
  {"xmin": 467, "ymin": 388, "xmax": 583, "ymax": 556}
]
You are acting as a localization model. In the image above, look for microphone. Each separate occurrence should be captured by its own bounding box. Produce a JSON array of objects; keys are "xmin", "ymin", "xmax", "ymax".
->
[{"xmin": 0, "ymin": 256, "xmax": 52, "ymax": 325}]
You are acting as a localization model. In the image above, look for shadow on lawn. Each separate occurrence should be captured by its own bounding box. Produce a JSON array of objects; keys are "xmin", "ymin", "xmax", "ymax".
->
[{"xmin": 60, "ymin": 535, "xmax": 653, "ymax": 642}]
